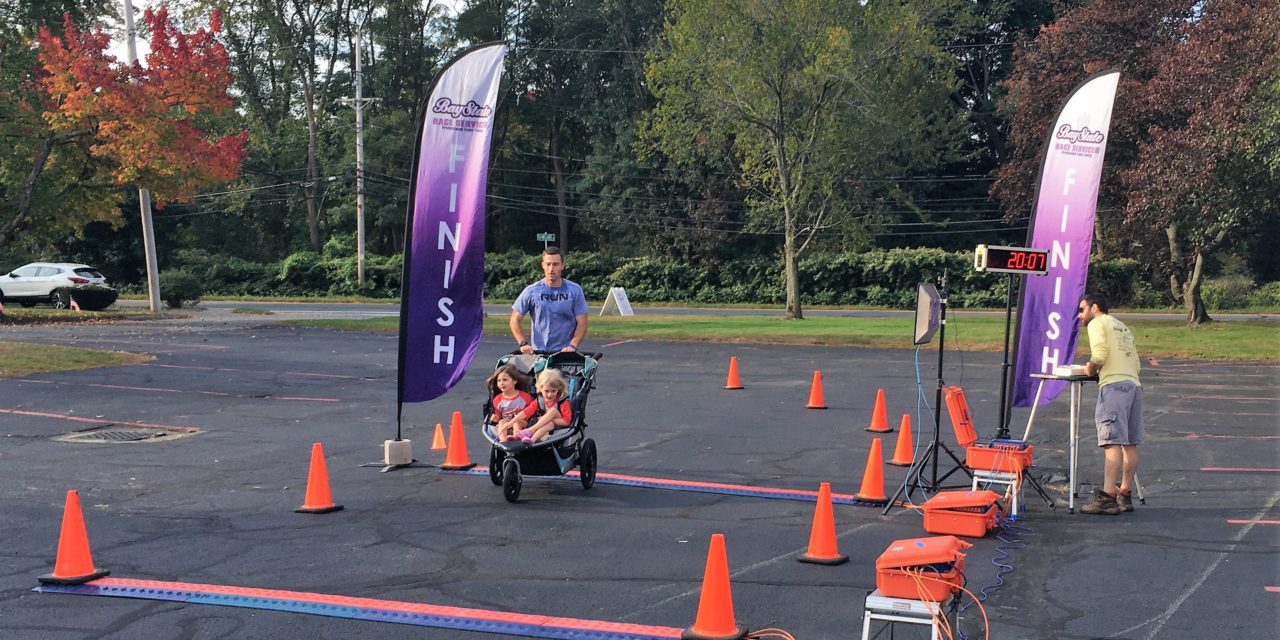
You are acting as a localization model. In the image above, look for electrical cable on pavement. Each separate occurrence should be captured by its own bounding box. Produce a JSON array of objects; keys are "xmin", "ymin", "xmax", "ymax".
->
[{"xmin": 954, "ymin": 522, "xmax": 1033, "ymax": 640}]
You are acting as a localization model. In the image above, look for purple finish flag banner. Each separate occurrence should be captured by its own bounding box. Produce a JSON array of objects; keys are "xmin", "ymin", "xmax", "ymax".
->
[
  {"xmin": 1012, "ymin": 70, "xmax": 1120, "ymax": 408},
  {"xmin": 399, "ymin": 43, "xmax": 506, "ymax": 404}
]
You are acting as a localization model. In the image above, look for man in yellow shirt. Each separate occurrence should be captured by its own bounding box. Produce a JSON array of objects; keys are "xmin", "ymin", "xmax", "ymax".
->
[{"xmin": 1078, "ymin": 293, "xmax": 1143, "ymax": 515}]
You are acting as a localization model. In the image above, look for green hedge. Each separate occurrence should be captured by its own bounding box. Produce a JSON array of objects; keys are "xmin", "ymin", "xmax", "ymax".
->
[
  {"xmin": 166, "ymin": 248, "xmax": 1181, "ymax": 309},
  {"xmin": 158, "ymin": 269, "xmax": 204, "ymax": 308}
]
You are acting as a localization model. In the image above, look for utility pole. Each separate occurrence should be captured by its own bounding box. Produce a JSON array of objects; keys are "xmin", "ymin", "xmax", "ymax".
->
[
  {"xmin": 122, "ymin": 0, "xmax": 161, "ymax": 313},
  {"xmin": 340, "ymin": 31, "xmax": 375, "ymax": 285}
]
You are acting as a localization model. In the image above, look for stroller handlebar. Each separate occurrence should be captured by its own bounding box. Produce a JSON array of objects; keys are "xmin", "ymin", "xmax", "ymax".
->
[{"xmin": 508, "ymin": 348, "xmax": 603, "ymax": 360}]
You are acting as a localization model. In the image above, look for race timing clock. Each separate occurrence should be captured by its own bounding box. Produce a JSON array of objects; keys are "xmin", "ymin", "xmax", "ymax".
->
[{"xmin": 974, "ymin": 244, "xmax": 1049, "ymax": 275}]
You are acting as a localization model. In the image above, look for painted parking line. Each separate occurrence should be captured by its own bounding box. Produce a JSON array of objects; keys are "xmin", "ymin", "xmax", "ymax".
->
[
  {"xmin": 600, "ymin": 339, "xmax": 640, "ymax": 348},
  {"xmin": 1267, "ymin": 587, "xmax": 1280, "ymax": 593},
  {"xmin": 444, "ymin": 467, "xmax": 891, "ymax": 507},
  {"xmin": 1200, "ymin": 468, "xmax": 1280, "ymax": 473},
  {"xmin": 152, "ymin": 363, "xmax": 381, "ymax": 381},
  {"xmin": 14, "ymin": 379, "xmax": 233, "ymax": 397},
  {"xmin": 8, "ymin": 379, "xmax": 339, "ymax": 403},
  {"xmin": 0, "ymin": 407, "xmax": 198, "ymax": 432},
  {"xmin": 1227, "ymin": 519, "xmax": 1280, "ymax": 525},
  {"xmin": 1171, "ymin": 395, "xmax": 1276, "ymax": 402},
  {"xmin": 1173, "ymin": 410, "xmax": 1277, "ymax": 416},
  {"xmin": 51, "ymin": 338, "xmax": 230, "ymax": 351},
  {"xmin": 1185, "ymin": 433, "xmax": 1280, "ymax": 440},
  {"xmin": 35, "ymin": 577, "xmax": 683, "ymax": 640}
]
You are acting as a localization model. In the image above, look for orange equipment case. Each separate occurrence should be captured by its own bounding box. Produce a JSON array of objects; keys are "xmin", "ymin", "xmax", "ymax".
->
[
  {"xmin": 965, "ymin": 440, "xmax": 1034, "ymax": 473},
  {"xmin": 921, "ymin": 490, "xmax": 1004, "ymax": 537},
  {"xmin": 944, "ymin": 386, "xmax": 1035, "ymax": 472},
  {"xmin": 875, "ymin": 535, "xmax": 972, "ymax": 602}
]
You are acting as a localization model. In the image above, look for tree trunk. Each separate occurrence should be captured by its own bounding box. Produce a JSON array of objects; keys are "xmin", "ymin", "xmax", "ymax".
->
[
  {"xmin": 302, "ymin": 81, "xmax": 323, "ymax": 251},
  {"xmin": 1165, "ymin": 225, "xmax": 1184, "ymax": 303},
  {"xmin": 1, "ymin": 135, "xmax": 55, "ymax": 247},
  {"xmin": 1166, "ymin": 224, "xmax": 1212, "ymax": 326},
  {"xmin": 784, "ymin": 224, "xmax": 802, "ymax": 320},
  {"xmin": 774, "ymin": 135, "xmax": 802, "ymax": 320},
  {"xmin": 1, "ymin": 129, "xmax": 92, "ymax": 247},
  {"xmin": 550, "ymin": 111, "xmax": 570, "ymax": 253},
  {"xmin": 1182, "ymin": 249, "xmax": 1213, "ymax": 326}
]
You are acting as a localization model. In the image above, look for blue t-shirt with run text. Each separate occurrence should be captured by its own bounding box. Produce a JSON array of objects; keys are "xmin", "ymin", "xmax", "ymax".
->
[{"xmin": 512, "ymin": 279, "xmax": 587, "ymax": 351}]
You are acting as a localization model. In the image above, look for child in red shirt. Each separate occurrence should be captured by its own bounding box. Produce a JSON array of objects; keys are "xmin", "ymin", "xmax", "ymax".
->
[
  {"xmin": 487, "ymin": 365, "xmax": 533, "ymax": 442},
  {"xmin": 512, "ymin": 369, "xmax": 572, "ymax": 444}
]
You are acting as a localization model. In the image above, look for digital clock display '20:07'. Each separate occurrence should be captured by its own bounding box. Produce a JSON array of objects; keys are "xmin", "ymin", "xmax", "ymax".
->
[
  {"xmin": 999, "ymin": 250, "xmax": 1046, "ymax": 272},
  {"xmin": 974, "ymin": 244, "xmax": 1050, "ymax": 275}
]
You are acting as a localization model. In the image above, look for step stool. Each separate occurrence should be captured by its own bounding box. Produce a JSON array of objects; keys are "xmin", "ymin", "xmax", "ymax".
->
[
  {"xmin": 861, "ymin": 589, "xmax": 950, "ymax": 640},
  {"xmin": 971, "ymin": 469, "xmax": 1023, "ymax": 516}
]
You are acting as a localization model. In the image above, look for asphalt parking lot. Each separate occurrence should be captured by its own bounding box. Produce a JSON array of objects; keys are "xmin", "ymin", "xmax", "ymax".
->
[{"xmin": 1, "ymin": 309, "xmax": 1276, "ymax": 639}]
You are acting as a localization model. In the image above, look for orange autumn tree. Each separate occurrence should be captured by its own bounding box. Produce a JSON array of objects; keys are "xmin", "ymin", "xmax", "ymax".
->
[{"xmin": 19, "ymin": 7, "xmax": 245, "ymax": 240}]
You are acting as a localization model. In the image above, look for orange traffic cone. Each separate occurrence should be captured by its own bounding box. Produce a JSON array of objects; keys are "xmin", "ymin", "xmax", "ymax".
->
[
  {"xmin": 888, "ymin": 414, "xmax": 914, "ymax": 467},
  {"xmin": 683, "ymin": 533, "xmax": 748, "ymax": 640},
  {"xmin": 296, "ymin": 442, "xmax": 343, "ymax": 513},
  {"xmin": 806, "ymin": 371, "xmax": 827, "ymax": 409},
  {"xmin": 854, "ymin": 438, "xmax": 888, "ymax": 504},
  {"xmin": 724, "ymin": 357, "xmax": 744, "ymax": 390},
  {"xmin": 798, "ymin": 483, "xmax": 849, "ymax": 565},
  {"xmin": 39, "ymin": 490, "xmax": 109, "ymax": 584},
  {"xmin": 431, "ymin": 423, "xmax": 447, "ymax": 450},
  {"xmin": 866, "ymin": 388, "xmax": 892, "ymax": 432},
  {"xmin": 441, "ymin": 410, "xmax": 475, "ymax": 470}
]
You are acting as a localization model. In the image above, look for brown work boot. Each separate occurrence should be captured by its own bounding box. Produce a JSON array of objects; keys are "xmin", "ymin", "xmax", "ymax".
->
[
  {"xmin": 1114, "ymin": 486, "xmax": 1135, "ymax": 512},
  {"xmin": 1080, "ymin": 488, "xmax": 1122, "ymax": 515}
]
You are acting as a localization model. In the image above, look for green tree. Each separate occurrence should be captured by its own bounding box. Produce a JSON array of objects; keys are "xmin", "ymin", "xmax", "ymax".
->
[
  {"xmin": 995, "ymin": 0, "xmax": 1279, "ymax": 325},
  {"xmin": 570, "ymin": 0, "xmax": 746, "ymax": 263},
  {"xmin": 1121, "ymin": 0, "xmax": 1279, "ymax": 325},
  {"xmin": 259, "ymin": 0, "xmax": 357, "ymax": 252},
  {"xmin": 641, "ymin": 0, "xmax": 965, "ymax": 319},
  {"xmin": 993, "ymin": 1, "xmax": 1194, "ymax": 238},
  {"xmin": 1239, "ymin": 76, "xmax": 1280, "ymax": 282},
  {"xmin": 455, "ymin": 0, "xmax": 669, "ymax": 255},
  {"xmin": 886, "ymin": 0, "xmax": 1057, "ymax": 252},
  {"xmin": 0, "ymin": 0, "xmax": 118, "ymax": 250},
  {"xmin": 2, "ymin": 5, "xmax": 245, "ymax": 251}
]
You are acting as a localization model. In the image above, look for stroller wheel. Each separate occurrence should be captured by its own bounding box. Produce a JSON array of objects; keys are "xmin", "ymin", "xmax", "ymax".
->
[
  {"xmin": 488, "ymin": 447, "xmax": 504, "ymax": 486},
  {"xmin": 579, "ymin": 438, "xmax": 597, "ymax": 490},
  {"xmin": 502, "ymin": 459, "xmax": 522, "ymax": 503}
]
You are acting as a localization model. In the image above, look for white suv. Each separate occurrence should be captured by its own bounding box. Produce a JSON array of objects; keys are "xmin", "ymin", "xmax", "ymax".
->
[{"xmin": 2, "ymin": 262, "xmax": 118, "ymax": 310}]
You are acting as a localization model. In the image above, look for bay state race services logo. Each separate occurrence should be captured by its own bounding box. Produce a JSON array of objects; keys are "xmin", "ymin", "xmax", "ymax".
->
[
  {"xmin": 433, "ymin": 98, "xmax": 494, "ymax": 120},
  {"xmin": 1055, "ymin": 124, "xmax": 1105, "ymax": 145},
  {"xmin": 1054, "ymin": 123, "xmax": 1105, "ymax": 158}
]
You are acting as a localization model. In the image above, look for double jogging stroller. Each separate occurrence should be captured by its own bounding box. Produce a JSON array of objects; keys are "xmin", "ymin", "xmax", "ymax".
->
[{"xmin": 479, "ymin": 350, "xmax": 601, "ymax": 502}]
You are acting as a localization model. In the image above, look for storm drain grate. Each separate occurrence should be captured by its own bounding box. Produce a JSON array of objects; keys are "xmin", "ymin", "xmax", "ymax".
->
[{"xmin": 55, "ymin": 425, "xmax": 194, "ymax": 444}]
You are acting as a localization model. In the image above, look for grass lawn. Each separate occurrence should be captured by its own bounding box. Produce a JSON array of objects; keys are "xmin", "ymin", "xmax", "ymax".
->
[
  {"xmin": 2, "ymin": 305, "xmax": 1271, "ymax": 377},
  {"xmin": 287, "ymin": 313, "xmax": 1279, "ymax": 362},
  {"xmin": 0, "ymin": 308, "xmax": 142, "ymax": 324},
  {"xmin": 0, "ymin": 342, "xmax": 151, "ymax": 377}
]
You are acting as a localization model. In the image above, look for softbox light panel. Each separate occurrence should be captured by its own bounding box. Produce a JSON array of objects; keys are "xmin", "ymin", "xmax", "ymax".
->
[{"xmin": 914, "ymin": 283, "xmax": 941, "ymax": 345}]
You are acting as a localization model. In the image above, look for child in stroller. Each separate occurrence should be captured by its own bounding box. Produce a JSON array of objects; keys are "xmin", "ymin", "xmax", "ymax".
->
[
  {"xmin": 479, "ymin": 350, "xmax": 601, "ymax": 502},
  {"xmin": 510, "ymin": 369, "xmax": 572, "ymax": 444},
  {"xmin": 486, "ymin": 364, "xmax": 534, "ymax": 442}
]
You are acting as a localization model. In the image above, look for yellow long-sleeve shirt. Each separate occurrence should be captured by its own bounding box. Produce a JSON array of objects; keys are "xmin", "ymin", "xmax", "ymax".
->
[{"xmin": 1087, "ymin": 314, "xmax": 1141, "ymax": 388}]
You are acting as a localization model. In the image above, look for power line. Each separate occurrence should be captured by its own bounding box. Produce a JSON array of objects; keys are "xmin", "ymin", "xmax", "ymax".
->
[
  {"xmin": 192, "ymin": 181, "xmax": 308, "ymax": 199},
  {"xmin": 487, "ymin": 196, "xmax": 1024, "ymax": 237},
  {"xmin": 489, "ymin": 159, "xmax": 999, "ymax": 186},
  {"xmin": 487, "ymin": 179, "xmax": 1008, "ymax": 215}
]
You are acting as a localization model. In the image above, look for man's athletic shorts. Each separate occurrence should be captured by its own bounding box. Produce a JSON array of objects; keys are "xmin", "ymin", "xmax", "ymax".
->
[{"xmin": 1095, "ymin": 380, "xmax": 1144, "ymax": 446}]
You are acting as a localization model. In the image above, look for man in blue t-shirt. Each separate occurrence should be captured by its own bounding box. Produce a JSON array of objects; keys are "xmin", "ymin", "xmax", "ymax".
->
[{"xmin": 509, "ymin": 247, "xmax": 588, "ymax": 353}]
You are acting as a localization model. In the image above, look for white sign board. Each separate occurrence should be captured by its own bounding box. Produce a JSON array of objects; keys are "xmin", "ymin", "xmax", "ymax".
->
[{"xmin": 599, "ymin": 287, "xmax": 634, "ymax": 316}]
